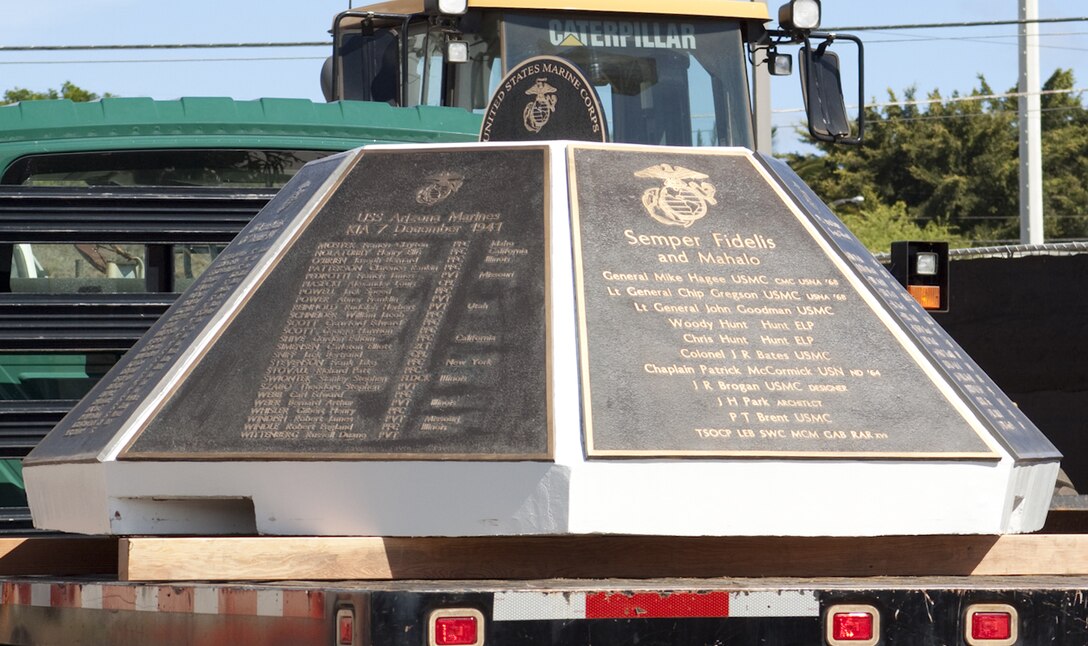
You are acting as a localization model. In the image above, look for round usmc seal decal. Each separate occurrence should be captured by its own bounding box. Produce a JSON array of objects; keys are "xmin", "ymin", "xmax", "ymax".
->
[{"xmin": 480, "ymin": 56, "xmax": 607, "ymax": 143}]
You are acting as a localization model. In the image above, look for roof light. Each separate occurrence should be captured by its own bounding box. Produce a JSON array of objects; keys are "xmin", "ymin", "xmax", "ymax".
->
[
  {"xmin": 915, "ymin": 251, "xmax": 939, "ymax": 276},
  {"xmin": 429, "ymin": 609, "xmax": 484, "ymax": 646},
  {"xmin": 779, "ymin": 0, "xmax": 821, "ymax": 32},
  {"xmin": 966, "ymin": 604, "xmax": 1018, "ymax": 646},
  {"xmin": 825, "ymin": 604, "xmax": 879, "ymax": 646},
  {"xmin": 436, "ymin": 0, "xmax": 468, "ymax": 15}
]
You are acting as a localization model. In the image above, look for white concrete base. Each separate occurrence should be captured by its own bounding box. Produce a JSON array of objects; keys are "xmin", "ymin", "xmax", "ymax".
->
[{"xmin": 25, "ymin": 456, "xmax": 1057, "ymax": 536}]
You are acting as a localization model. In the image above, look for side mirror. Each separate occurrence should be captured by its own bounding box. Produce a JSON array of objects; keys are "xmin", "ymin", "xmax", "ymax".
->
[
  {"xmin": 326, "ymin": 11, "xmax": 410, "ymax": 106},
  {"xmin": 759, "ymin": 7, "xmax": 865, "ymax": 146},
  {"xmin": 799, "ymin": 35, "xmax": 864, "ymax": 145},
  {"xmin": 337, "ymin": 30, "xmax": 401, "ymax": 104}
]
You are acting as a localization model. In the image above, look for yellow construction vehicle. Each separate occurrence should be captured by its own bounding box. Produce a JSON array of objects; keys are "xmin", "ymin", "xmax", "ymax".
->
[{"xmin": 321, "ymin": 0, "xmax": 862, "ymax": 147}]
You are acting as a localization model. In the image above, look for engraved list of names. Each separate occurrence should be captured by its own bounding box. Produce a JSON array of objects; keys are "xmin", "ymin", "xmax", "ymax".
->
[
  {"xmin": 570, "ymin": 147, "xmax": 994, "ymax": 458},
  {"xmin": 232, "ymin": 148, "xmax": 549, "ymax": 458}
]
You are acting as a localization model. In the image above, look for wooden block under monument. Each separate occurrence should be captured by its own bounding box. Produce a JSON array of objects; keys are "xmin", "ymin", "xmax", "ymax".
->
[
  {"xmin": 117, "ymin": 534, "xmax": 1088, "ymax": 582},
  {"xmin": 24, "ymin": 142, "xmax": 1060, "ymax": 537}
]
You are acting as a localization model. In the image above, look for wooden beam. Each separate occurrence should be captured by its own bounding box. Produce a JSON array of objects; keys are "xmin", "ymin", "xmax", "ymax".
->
[
  {"xmin": 120, "ymin": 534, "xmax": 1088, "ymax": 582},
  {"xmin": 0, "ymin": 537, "xmax": 117, "ymax": 576}
]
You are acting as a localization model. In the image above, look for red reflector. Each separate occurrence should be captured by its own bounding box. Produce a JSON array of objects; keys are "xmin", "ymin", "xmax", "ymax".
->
[
  {"xmin": 585, "ymin": 592, "xmax": 729, "ymax": 619},
  {"xmin": 832, "ymin": 612, "xmax": 874, "ymax": 641},
  {"xmin": 434, "ymin": 616, "xmax": 478, "ymax": 646},
  {"xmin": 972, "ymin": 612, "xmax": 1012, "ymax": 640},
  {"xmin": 337, "ymin": 613, "xmax": 353, "ymax": 646}
]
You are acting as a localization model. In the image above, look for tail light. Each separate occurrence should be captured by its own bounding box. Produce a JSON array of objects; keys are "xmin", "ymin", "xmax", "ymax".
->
[
  {"xmin": 335, "ymin": 607, "xmax": 354, "ymax": 646},
  {"xmin": 825, "ymin": 604, "xmax": 879, "ymax": 646},
  {"xmin": 966, "ymin": 604, "xmax": 1018, "ymax": 645},
  {"xmin": 429, "ymin": 608, "xmax": 484, "ymax": 646}
]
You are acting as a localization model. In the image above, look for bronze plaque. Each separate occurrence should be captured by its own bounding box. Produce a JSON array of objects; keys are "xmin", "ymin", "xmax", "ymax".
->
[
  {"xmin": 569, "ymin": 145, "xmax": 999, "ymax": 459},
  {"xmin": 480, "ymin": 56, "xmax": 607, "ymax": 143},
  {"xmin": 119, "ymin": 147, "xmax": 550, "ymax": 460}
]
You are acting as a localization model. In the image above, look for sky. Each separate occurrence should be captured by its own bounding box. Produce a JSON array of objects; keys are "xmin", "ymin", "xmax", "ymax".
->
[{"xmin": 0, "ymin": 0, "xmax": 1084, "ymax": 154}]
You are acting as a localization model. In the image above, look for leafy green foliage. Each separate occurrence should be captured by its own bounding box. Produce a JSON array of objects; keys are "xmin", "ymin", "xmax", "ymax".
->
[
  {"xmin": 1, "ymin": 81, "xmax": 110, "ymax": 105},
  {"xmin": 1040, "ymin": 69, "xmax": 1088, "ymax": 240},
  {"xmin": 836, "ymin": 201, "xmax": 966, "ymax": 255},
  {"xmin": 787, "ymin": 70, "xmax": 1088, "ymax": 250}
]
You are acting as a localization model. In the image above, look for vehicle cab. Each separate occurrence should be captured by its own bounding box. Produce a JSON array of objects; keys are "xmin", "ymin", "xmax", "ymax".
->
[{"xmin": 322, "ymin": 0, "xmax": 859, "ymax": 148}]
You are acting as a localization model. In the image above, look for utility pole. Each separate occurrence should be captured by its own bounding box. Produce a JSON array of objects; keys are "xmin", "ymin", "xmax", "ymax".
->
[{"xmin": 1018, "ymin": 0, "xmax": 1044, "ymax": 244}]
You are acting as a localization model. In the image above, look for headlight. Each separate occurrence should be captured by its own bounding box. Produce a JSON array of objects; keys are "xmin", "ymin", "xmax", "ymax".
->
[
  {"xmin": 779, "ymin": 0, "xmax": 821, "ymax": 32},
  {"xmin": 446, "ymin": 40, "xmax": 469, "ymax": 64},
  {"xmin": 436, "ymin": 0, "xmax": 467, "ymax": 15}
]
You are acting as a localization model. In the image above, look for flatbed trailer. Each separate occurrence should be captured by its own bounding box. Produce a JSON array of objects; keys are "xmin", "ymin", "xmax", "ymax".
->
[
  {"xmin": 2, "ymin": 3, "xmax": 1086, "ymax": 645},
  {"xmin": 5, "ymin": 534, "xmax": 1088, "ymax": 645}
]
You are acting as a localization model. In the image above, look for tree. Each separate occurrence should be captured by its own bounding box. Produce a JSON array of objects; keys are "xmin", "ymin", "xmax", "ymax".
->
[
  {"xmin": 1040, "ymin": 69, "xmax": 1088, "ymax": 240},
  {"xmin": 787, "ymin": 70, "xmax": 1088, "ymax": 250},
  {"xmin": 1, "ymin": 81, "xmax": 109, "ymax": 106},
  {"xmin": 835, "ymin": 200, "xmax": 966, "ymax": 255}
]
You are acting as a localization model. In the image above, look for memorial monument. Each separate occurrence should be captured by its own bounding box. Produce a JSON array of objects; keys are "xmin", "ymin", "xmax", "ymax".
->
[{"xmin": 23, "ymin": 142, "xmax": 1061, "ymax": 537}]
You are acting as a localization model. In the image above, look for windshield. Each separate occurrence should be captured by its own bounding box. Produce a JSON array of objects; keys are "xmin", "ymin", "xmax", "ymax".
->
[{"xmin": 501, "ymin": 12, "xmax": 753, "ymax": 147}]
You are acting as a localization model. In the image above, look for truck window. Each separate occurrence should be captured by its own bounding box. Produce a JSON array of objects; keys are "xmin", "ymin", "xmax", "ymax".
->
[
  {"xmin": 1, "ymin": 148, "xmax": 332, "ymax": 292},
  {"xmin": 501, "ymin": 12, "xmax": 753, "ymax": 147},
  {"xmin": 9, "ymin": 243, "xmax": 146, "ymax": 294},
  {"xmin": 2, "ymin": 149, "xmax": 329, "ymax": 188},
  {"xmin": 174, "ymin": 244, "xmax": 226, "ymax": 292}
]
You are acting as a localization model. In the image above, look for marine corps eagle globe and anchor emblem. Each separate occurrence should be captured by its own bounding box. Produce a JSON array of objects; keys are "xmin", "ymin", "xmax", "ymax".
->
[
  {"xmin": 523, "ymin": 78, "xmax": 559, "ymax": 133},
  {"xmin": 634, "ymin": 164, "xmax": 718, "ymax": 227},
  {"xmin": 415, "ymin": 172, "xmax": 464, "ymax": 206}
]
